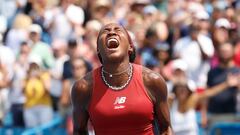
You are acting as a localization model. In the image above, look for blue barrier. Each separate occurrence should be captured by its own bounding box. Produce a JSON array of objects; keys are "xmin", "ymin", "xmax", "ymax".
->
[
  {"xmin": 22, "ymin": 113, "xmax": 67, "ymax": 135},
  {"xmin": 0, "ymin": 127, "xmax": 25, "ymax": 135},
  {"xmin": 210, "ymin": 122, "xmax": 240, "ymax": 135}
]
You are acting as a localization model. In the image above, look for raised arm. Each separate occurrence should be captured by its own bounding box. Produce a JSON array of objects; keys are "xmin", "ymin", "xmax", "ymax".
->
[
  {"xmin": 196, "ymin": 73, "xmax": 239, "ymax": 101},
  {"xmin": 143, "ymin": 68, "xmax": 173, "ymax": 135},
  {"xmin": 71, "ymin": 73, "xmax": 92, "ymax": 135}
]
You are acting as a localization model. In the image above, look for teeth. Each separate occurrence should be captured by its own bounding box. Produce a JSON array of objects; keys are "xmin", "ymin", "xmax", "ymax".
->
[{"xmin": 107, "ymin": 38, "xmax": 118, "ymax": 45}]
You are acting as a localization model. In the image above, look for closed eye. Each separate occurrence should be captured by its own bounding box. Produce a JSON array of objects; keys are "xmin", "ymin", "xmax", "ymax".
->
[
  {"xmin": 102, "ymin": 28, "xmax": 110, "ymax": 33},
  {"xmin": 114, "ymin": 27, "xmax": 122, "ymax": 32}
]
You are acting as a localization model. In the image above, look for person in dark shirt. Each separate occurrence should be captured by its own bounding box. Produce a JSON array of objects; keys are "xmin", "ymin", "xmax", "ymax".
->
[{"xmin": 207, "ymin": 42, "xmax": 240, "ymax": 125}]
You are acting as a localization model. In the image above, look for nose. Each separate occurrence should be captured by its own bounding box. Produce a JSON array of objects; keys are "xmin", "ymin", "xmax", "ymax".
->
[{"xmin": 107, "ymin": 29, "xmax": 117, "ymax": 37}]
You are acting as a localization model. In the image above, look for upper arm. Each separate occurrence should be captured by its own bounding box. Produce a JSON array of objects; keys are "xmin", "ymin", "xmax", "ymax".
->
[
  {"xmin": 143, "ymin": 68, "xmax": 173, "ymax": 135},
  {"xmin": 60, "ymin": 79, "xmax": 71, "ymax": 106},
  {"xmin": 71, "ymin": 73, "xmax": 92, "ymax": 135}
]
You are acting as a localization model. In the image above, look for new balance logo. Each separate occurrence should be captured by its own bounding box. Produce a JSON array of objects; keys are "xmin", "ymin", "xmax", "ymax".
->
[
  {"xmin": 114, "ymin": 96, "xmax": 126, "ymax": 109},
  {"xmin": 114, "ymin": 96, "xmax": 126, "ymax": 105}
]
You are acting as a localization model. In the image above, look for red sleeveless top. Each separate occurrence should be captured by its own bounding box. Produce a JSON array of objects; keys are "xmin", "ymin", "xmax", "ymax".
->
[{"xmin": 88, "ymin": 64, "xmax": 154, "ymax": 135}]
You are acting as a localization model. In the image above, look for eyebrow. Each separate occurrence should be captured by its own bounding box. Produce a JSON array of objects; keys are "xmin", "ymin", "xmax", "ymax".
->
[{"xmin": 103, "ymin": 26, "xmax": 122, "ymax": 31}]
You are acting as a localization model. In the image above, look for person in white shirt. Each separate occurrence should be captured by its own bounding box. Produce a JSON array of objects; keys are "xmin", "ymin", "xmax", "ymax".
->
[{"xmin": 173, "ymin": 24, "xmax": 214, "ymax": 88}]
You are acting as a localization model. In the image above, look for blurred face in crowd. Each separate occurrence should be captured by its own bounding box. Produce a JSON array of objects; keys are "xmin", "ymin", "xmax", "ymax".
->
[
  {"xmin": 174, "ymin": 84, "xmax": 192, "ymax": 103},
  {"xmin": 198, "ymin": 18, "xmax": 209, "ymax": 31},
  {"xmin": 97, "ymin": 23, "xmax": 132, "ymax": 64},
  {"xmin": 218, "ymin": 43, "xmax": 234, "ymax": 64},
  {"xmin": 213, "ymin": 27, "xmax": 229, "ymax": 45},
  {"xmin": 27, "ymin": 63, "xmax": 41, "ymax": 78},
  {"xmin": 72, "ymin": 58, "xmax": 87, "ymax": 79},
  {"xmin": 172, "ymin": 69, "xmax": 187, "ymax": 83},
  {"xmin": 157, "ymin": 50, "xmax": 169, "ymax": 63},
  {"xmin": 29, "ymin": 32, "xmax": 40, "ymax": 43},
  {"xmin": 68, "ymin": 40, "xmax": 80, "ymax": 59},
  {"xmin": 20, "ymin": 43, "xmax": 30, "ymax": 56},
  {"xmin": 52, "ymin": 40, "xmax": 67, "ymax": 58}
]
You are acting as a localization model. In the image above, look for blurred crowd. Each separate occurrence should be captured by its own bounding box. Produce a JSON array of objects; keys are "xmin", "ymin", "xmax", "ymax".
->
[{"xmin": 0, "ymin": 0, "xmax": 240, "ymax": 134}]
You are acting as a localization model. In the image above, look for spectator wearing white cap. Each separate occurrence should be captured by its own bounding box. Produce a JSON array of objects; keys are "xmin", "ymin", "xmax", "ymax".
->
[
  {"xmin": 28, "ymin": 24, "xmax": 55, "ymax": 69},
  {"xmin": 143, "ymin": 5, "xmax": 159, "ymax": 28},
  {"xmin": 213, "ymin": 18, "xmax": 231, "ymax": 46},
  {"xmin": 165, "ymin": 59, "xmax": 189, "ymax": 93},
  {"xmin": 173, "ymin": 24, "xmax": 214, "ymax": 88},
  {"xmin": 169, "ymin": 72, "xmax": 240, "ymax": 135},
  {"xmin": 211, "ymin": 18, "xmax": 231, "ymax": 68},
  {"xmin": 23, "ymin": 55, "xmax": 53, "ymax": 128},
  {"xmin": 194, "ymin": 10, "xmax": 210, "ymax": 36}
]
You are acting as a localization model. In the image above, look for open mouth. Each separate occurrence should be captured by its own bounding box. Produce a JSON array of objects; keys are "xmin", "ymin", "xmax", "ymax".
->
[{"xmin": 107, "ymin": 38, "xmax": 119, "ymax": 49}]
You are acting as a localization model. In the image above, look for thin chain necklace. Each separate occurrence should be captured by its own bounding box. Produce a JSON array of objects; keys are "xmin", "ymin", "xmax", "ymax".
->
[
  {"xmin": 101, "ymin": 64, "xmax": 133, "ymax": 90},
  {"xmin": 102, "ymin": 64, "xmax": 131, "ymax": 77}
]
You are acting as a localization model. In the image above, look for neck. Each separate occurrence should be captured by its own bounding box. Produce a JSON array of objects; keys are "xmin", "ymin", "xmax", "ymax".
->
[
  {"xmin": 101, "ymin": 60, "xmax": 132, "ymax": 90},
  {"xmin": 178, "ymin": 100, "xmax": 188, "ymax": 113},
  {"xmin": 102, "ymin": 60, "xmax": 130, "ymax": 74}
]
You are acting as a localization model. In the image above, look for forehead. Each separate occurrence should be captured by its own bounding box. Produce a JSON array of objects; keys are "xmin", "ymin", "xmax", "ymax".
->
[{"xmin": 103, "ymin": 23, "xmax": 123, "ymax": 29}]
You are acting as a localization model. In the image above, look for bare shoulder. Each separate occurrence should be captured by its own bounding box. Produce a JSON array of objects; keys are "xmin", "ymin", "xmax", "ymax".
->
[
  {"xmin": 71, "ymin": 71, "xmax": 93, "ymax": 109},
  {"xmin": 142, "ymin": 66, "xmax": 168, "ymax": 103}
]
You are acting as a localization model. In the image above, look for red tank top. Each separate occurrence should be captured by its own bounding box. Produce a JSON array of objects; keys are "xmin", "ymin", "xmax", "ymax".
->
[{"xmin": 88, "ymin": 64, "xmax": 154, "ymax": 135}]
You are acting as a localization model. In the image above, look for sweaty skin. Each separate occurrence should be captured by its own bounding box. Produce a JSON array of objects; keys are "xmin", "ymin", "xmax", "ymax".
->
[{"xmin": 71, "ymin": 23, "xmax": 173, "ymax": 135}]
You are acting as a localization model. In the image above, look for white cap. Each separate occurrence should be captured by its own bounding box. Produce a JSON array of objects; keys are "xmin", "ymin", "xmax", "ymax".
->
[
  {"xmin": 133, "ymin": 0, "xmax": 150, "ymax": 5},
  {"xmin": 29, "ymin": 24, "xmax": 42, "ymax": 34},
  {"xmin": 86, "ymin": 20, "xmax": 102, "ymax": 31},
  {"xmin": 195, "ymin": 10, "xmax": 209, "ymax": 20},
  {"xmin": 172, "ymin": 59, "xmax": 188, "ymax": 72},
  {"xmin": 94, "ymin": 0, "xmax": 111, "ymax": 9},
  {"xmin": 28, "ymin": 54, "xmax": 42, "ymax": 66},
  {"xmin": 66, "ymin": 4, "xmax": 84, "ymax": 25},
  {"xmin": 143, "ymin": 5, "xmax": 158, "ymax": 14},
  {"xmin": 215, "ymin": 18, "xmax": 231, "ymax": 29}
]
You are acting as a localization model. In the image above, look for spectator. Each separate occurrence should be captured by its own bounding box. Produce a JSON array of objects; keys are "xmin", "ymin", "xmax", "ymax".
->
[
  {"xmin": 60, "ymin": 57, "xmax": 91, "ymax": 135},
  {"xmin": 0, "ymin": 60, "xmax": 10, "ymax": 126},
  {"xmin": 60, "ymin": 57, "xmax": 91, "ymax": 111},
  {"xmin": 28, "ymin": 24, "xmax": 55, "ymax": 69},
  {"xmin": 9, "ymin": 42, "xmax": 31, "ymax": 127},
  {"xmin": 62, "ymin": 38, "xmax": 82, "ymax": 80},
  {"xmin": 50, "ymin": 39, "xmax": 69, "ymax": 111},
  {"xmin": 23, "ymin": 56, "xmax": 53, "ymax": 128},
  {"xmin": 153, "ymin": 42, "xmax": 171, "ymax": 79},
  {"xmin": 170, "ymin": 73, "xmax": 239, "ymax": 135},
  {"xmin": 6, "ymin": 13, "xmax": 32, "ymax": 54},
  {"xmin": 173, "ymin": 24, "xmax": 214, "ymax": 87},
  {"xmin": 0, "ymin": 0, "xmax": 239, "ymax": 134},
  {"xmin": 207, "ymin": 42, "xmax": 240, "ymax": 126},
  {"xmin": 0, "ymin": 27, "xmax": 15, "ymax": 126}
]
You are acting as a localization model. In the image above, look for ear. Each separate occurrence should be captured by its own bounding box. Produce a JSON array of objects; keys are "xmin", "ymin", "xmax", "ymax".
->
[{"xmin": 128, "ymin": 44, "xmax": 134, "ymax": 54}]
